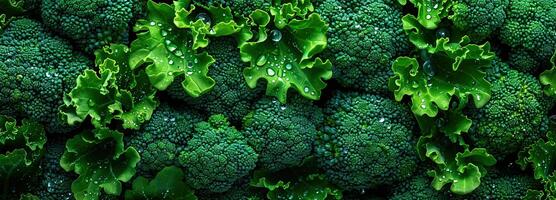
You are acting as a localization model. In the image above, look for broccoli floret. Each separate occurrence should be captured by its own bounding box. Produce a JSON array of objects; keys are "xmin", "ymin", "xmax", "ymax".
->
[
  {"xmin": 468, "ymin": 60, "xmax": 553, "ymax": 159},
  {"xmin": 179, "ymin": 114, "xmax": 258, "ymax": 193},
  {"xmin": 389, "ymin": 175, "xmax": 449, "ymax": 200},
  {"xmin": 315, "ymin": 91, "xmax": 418, "ymax": 190},
  {"xmin": 197, "ymin": 178, "xmax": 265, "ymax": 200},
  {"xmin": 167, "ymin": 37, "xmax": 263, "ymax": 123},
  {"xmin": 35, "ymin": 137, "xmax": 75, "ymax": 200},
  {"xmin": 315, "ymin": 0, "xmax": 408, "ymax": 93},
  {"xmin": 449, "ymin": 0, "xmax": 509, "ymax": 41},
  {"xmin": 126, "ymin": 103, "xmax": 204, "ymax": 177},
  {"xmin": 462, "ymin": 172, "xmax": 540, "ymax": 199},
  {"xmin": 41, "ymin": 0, "xmax": 144, "ymax": 52},
  {"xmin": 499, "ymin": 0, "xmax": 556, "ymax": 72},
  {"xmin": 193, "ymin": 0, "xmax": 271, "ymax": 18},
  {"xmin": 0, "ymin": 18, "xmax": 90, "ymax": 133},
  {"xmin": 242, "ymin": 95, "xmax": 323, "ymax": 172}
]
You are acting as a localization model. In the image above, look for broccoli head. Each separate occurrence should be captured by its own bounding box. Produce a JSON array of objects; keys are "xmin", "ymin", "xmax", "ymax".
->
[
  {"xmin": 389, "ymin": 175, "xmax": 449, "ymax": 200},
  {"xmin": 179, "ymin": 114, "xmax": 258, "ymax": 193},
  {"xmin": 499, "ymin": 0, "xmax": 556, "ymax": 72},
  {"xmin": 316, "ymin": 0, "xmax": 408, "ymax": 93},
  {"xmin": 193, "ymin": 0, "xmax": 271, "ymax": 18},
  {"xmin": 126, "ymin": 103, "xmax": 204, "ymax": 177},
  {"xmin": 0, "ymin": 18, "xmax": 90, "ymax": 133},
  {"xmin": 449, "ymin": 0, "xmax": 509, "ymax": 41},
  {"xmin": 315, "ymin": 91, "xmax": 419, "ymax": 190},
  {"xmin": 242, "ymin": 95, "xmax": 323, "ymax": 172},
  {"xmin": 167, "ymin": 37, "xmax": 263, "ymax": 123},
  {"xmin": 41, "ymin": 0, "xmax": 144, "ymax": 52},
  {"xmin": 462, "ymin": 172, "xmax": 540, "ymax": 199},
  {"xmin": 468, "ymin": 60, "xmax": 553, "ymax": 159},
  {"xmin": 35, "ymin": 137, "xmax": 75, "ymax": 200}
]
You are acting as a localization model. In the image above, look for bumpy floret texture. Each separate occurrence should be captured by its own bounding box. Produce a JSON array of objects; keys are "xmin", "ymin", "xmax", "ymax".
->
[
  {"xmin": 450, "ymin": 0, "xmax": 509, "ymax": 41},
  {"xmin": 463, "ymin": 172, "xmax": 540, "ymax": 199},
  {"xmin": 243, "ymin": 95, "xmax": 323, "ymax": 172},
  {"xmin": 316, "ymin": 0, "xmax": 408, "ymax": 93},
  {"xmin": 35, "ymin": 137, "xmax": 75, "ymax": 200},
  {"xmin": 316, "ymin": 91, "xmax": 418, "ymax": 190},
  {"xmin": 390, "ymin": 175, "xmax": 449, "ymax": 200},
  {"xmin": 126, "ymin": 103, "xmax": 204, "ymax": 177},
  {"xmin": 167, "ymin": 38, "xmax": 262, "ymax": 123},
  {"xmin": 0, "ymin": 18, "xmax": 90, "ymax": 133},
  {"xmin": 41, "ymin": 0, "xmax": 142, "ymax": 52},
  {"xmin": 468, "ymin": 60, "xmax": 553, "ymax": 159},
  {"xmin": 193, "ymin": 0, "xmax": 271, "ymax": 18},
  {"xmin": 499, "ymin": 0, "xmax": 556, "ymax": 72},
  {"xmin": 179, "ymin": 115, "xmax": 258, "ymax": 193}
]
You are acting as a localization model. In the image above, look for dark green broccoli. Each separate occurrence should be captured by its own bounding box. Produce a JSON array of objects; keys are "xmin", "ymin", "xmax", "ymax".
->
[
  {"xmin": 167, "ymin": 37, "xmax": 263, "ymax": 123},
  {"xmin": 461, "ymin": 172, "xmax": 540, "ymax": 200},
  {"xmin": 126, "ymin": 103, "xmax": 204, "ymax": 177},
  {"xmin": 41, "ymin": 0, "xmax": 144, "ymax": 52},
  {"xmin": 315, "ymin": 91, "xmax": 418, "ymax": 190},
  {"xmin": 0, "ymin": 18, "xmax": 90, "ymax": 133},
  {"xmin": 499, "ymin": 0, "xmax": 556, "ymax": 72},
  {"xmin": 449, "ymin": 0, "xmax": 509, "ymax": 41},
  {"xmin": 315, "ymin": 0, "xmax": 408, "ymax": 93},
  {"xmin": 389, "ymin": 175, "xmax": 449, "ymax": 200},
  {"xmin": 197, "ymin": 178, "xmax": 265, "ymax": 200},
  {"xmin": 468, "ymin": 60, "xmax": 553, "ymax": 159},
  {"xmin": 179, "ymin": 114, "xmax": 258, "ymax": 193},
  {"xmin": 193, "ymin": 0, "xmax": 271, "ymax": 18},
  {"xmin": 35, "ymin": 137, "xmax": 74, "ymax": 200},
  {"xmin": 242, "ymin": 95, "xmax": 323, "ymax": 172}
]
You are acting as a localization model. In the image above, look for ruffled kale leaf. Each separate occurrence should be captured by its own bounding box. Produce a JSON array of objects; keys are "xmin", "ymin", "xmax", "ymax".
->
[
  {"xmin": 125, "ymin": 166, "xmax": 196, "ymax": 200},
  {"xmin": 540, "ymin": 51, "xmax": 556, "ymax": 97},
  {"xmin": 239, "ymin": 1, "xmax": 332, "ymax": 103},
  {"xmin": 60, "ymin": 129, "xmax": 140, "ymax": 200},
  {"xmin": 389, "ymin": 23, "xmax": 494, "ymax": 117},
  {"xmin": 174, "ymin": 0, "xmax": 241, "ymax": 49},
  {"xmin": 0, "ymin": 115, "xmax": 46, "ymax": 198},
  {"xmin": 521, "ymin": 130, "xmax": 556, "ymax": 199},
  {"xmin": 130, "ymin": 0, "xmax": 215, "ymax": 97},
  {"xmin": 61, "ymin": 44, "xmax": 159, "ymax": 130},
  {"xmin": 415, "ymin": 110, "xmax": 496, "ymax": 195}
]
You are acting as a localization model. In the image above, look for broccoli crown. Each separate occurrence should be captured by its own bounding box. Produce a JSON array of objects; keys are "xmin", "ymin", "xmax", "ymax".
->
[
  {"xmin": 316, "ymin": 0, "xmax": 408, "ymax": 93},
  {"xmin": 468, "ymin": 62, "xmax": 553, "ymax": 159},
  {"xmin": 126, "ymin": 103, "xmax": 204, "ymax": 177},
  {"xmin": 41, "ymin": 0, "xmax": 142, "ymax": 52},
  {"xmin": 499, "ymin": 0, "xmax": 556, "ymax": 72},
  {"xmin": 167, "ymin": 38, "xmax": 263, "ymax": 123},
  {"xmin": 36, "ymin": 137, "xmax": 75, "ymax": 200},
  {"xmin": 179, "ymin": 114, "xmax": 258, "ymax": 193},
  {"xmin": 0, "ymin": 18, "xmax": 90, "ymax": 133},
  {"xmin": 315, "ymin": 91, "xmax": 418, "ymax": 190},
  {"xmin": 450, "ymin": 0, "xmax": 509, "ymax": 41},
  {"xmin": 242, "ymin": 95, "xmax": 323, "ymax": 172},
  {"xmin": 197, "ymin": 178, "xmax": 265, "ymax": 200},
  {"xmin": 463, "ymin": 172, "xmax": 540, "ymax": 200},
  {"xmin": 389, "ymin": 175, "xmax": 449, "ymax": 200},
  {"xmin": 193, "ymin": 0, "xmax": 271, "ymax": 18}
]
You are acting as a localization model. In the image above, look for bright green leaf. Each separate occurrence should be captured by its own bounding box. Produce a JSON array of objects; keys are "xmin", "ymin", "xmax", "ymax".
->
[{"xmin": 125, "ymin": 166, "xmax": 197, "ymax": 200}]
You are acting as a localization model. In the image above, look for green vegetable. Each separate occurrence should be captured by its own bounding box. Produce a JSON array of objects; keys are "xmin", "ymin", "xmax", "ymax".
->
[
  {"xmin": 239, "ymin": 1, "xmax": 332, "ymax": 103},
  {"xmin": 60, "ymin": 129, "xmax": 140, "ymax": 200},
  {"xmin": 125, "ymin": 166, "xmax": 196, "ymax": 200}
]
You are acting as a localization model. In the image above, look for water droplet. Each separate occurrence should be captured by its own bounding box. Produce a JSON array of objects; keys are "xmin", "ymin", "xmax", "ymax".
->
[
  {"xmin": 436, "ymin": 28, "xmax": 449, "ymax": 38},
  {"xmin": 304, "ymin": 87, "xmax": 309, "ymax": 93},
  {"xmin": 196, "ymin": 13, "xmax": 211, "ymax": 24},
  {"xmin": 379, "ymin": 118, "xmax": 385, "ymax": 123},
  {"xmin": 256, "ymin": 55, "xmax": 267, "ymax": 66},
  {"xmin": 168, "ymin": 60, "xmax": 174, "ymax": 65},
  {"xmin": 421, "ymin": 104, "xmax": 426, "ymax": 109},
  {"xmin": 426, "ymin": 14, "xmax": 432, "ymax": 20},
  {"xmin": 150, "ymin": 21, "xmax": 156, "ymax": 26},
  {"xmin": 434, "ymin": 4, "xmax": 439, "ymax": 9},
  {"xmin": 175, "ymin": 50, "xmax": 183, "ymax": 57},
  {"xmin": 285, "ymin": 63, "xmax": 293, "ymax": 70},
  {"xmin": 267, "ymin": 68, "xmax": 276, "ymax": 76},
  {"xmin": 270, "ymin": 29, "xmax": 282, "ymax": 42},
  {"xmin": 165, "ymin": 40, "xmax": 171, "ymax": 45},
  {"xmin": 161, "ymin": 30, "xmax": 168, "ymax": 37},
  {"xmin": 187, "ymin": 71, "xmax": 193, "ymax": 75}
]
